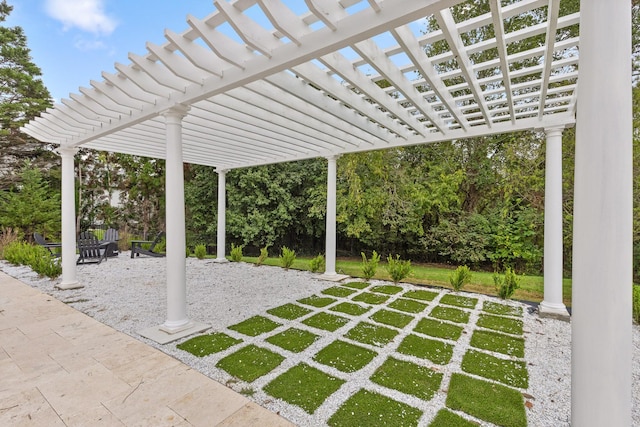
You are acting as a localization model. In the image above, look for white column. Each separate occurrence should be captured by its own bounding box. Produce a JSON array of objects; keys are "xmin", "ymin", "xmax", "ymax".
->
[
  {"xmin": 56, "ymin": 146, "xmax": 81, "ymax": 290},
  {"xmin": 572, "ymin": 0, "xmax": 632, "ymax": 425},
  {"xmin": 539, "ymin": 127, "xmax": 569, "ymax": 320},
  {"xmin": 321, "ymin": 155, "xmax": 348, "ymax": 281},
  {"xmin": 160, "ymin": 105, "xmax": 190, "ymax": 333},
  {"xmin": 214, "ymin": 169, "xmax": 228, "ymax": 263}
]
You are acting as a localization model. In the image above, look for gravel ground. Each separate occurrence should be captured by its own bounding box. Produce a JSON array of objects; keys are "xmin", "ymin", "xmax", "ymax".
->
[{"xmin": 1, "ymin": 254, "xmax": 638, "ymax": 426}]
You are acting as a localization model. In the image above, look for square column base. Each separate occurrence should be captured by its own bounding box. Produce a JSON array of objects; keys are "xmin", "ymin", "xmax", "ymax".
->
[
  {"xmin": 212, "ymin": 258, "xmax": 229, "ymax": 263},
  {"xmin": 317, "ymin": 273, "xmax": 350, "ymax": 282},
  {"xmin": 55, "ymin": 281, "xmax": 84, "ymax": 290},
  {"xmin": 138, "ymin": 321, "xmax": 210, "ymax": 344},
  {"xmin": 538, "ymin": 303, "xmax": 571, "ymax": 322}
]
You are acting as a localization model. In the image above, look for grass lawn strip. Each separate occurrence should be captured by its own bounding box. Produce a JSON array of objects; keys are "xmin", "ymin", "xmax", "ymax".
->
[
  {"xmin": 322, "ymin": 286, "xmax": 357, "ymax": 298},
  {"xmin": 483, "ymin": 301, "xmax": 523, "ymax": 317},
  {"xmin": 429, "ymin": 409, "xmax": 480, "ymax": 427},
  {"xmin": 397, "ymin": 334, "xmax": 453, "ymax": 365},
  {"xmin": 313, "ymin": 340, "xmax": 377, "ymax": 373},
  {"xmin": 388, "ymin": 297, "xmax": 428, "ymax": 314},
  {"xmin": 446, "ymin": 373, "xmax": 527, "ymax": 427},
  {"xmin": 176, "ymin": 332, "xmax": 242, "ymax": 357},
  {"xmin": 370, "ymin": 357, "xmax": 443, "ymax": 400},
  {"xmin": 329, "ymin": 301, "xmax": 370, "ymax": 316},
  {"xmin": 227, "ymin": 315, "xmax": 281, "ymax": 336},
  {"xmin": 461, "ymin": 349, "xmax": 529, "ymax": 389},
  {"xmin": 403, "ymin": 289, "xmax": 438, "ymax": 301},
  {"xmin": 297, "ymin": 295, "xmax": 337, "ymax": 308},
  {"xmin": 370, "ymin": 284, "xmax": 404, "ymax": 295},
  {"xmin": 369, "ymin": 309, "xmax": 414, "ymax": 328},
  {"xmin": 341, "ymin": 281, "xmax": 370, "ymax": 289},
  {"xmin": 477, "ymin": 313, "xmax": 524, "ymax": 335},
  {"xmin": 352, "ymin": 292, "xmax": 389, "ymax": 305},
  {"xmin": 216, "ymin": 344, "xmax": 285, "ymax": 382},
  {"xmin": 266, "ymin": 303, "xmax": 312, "ymax": 320},
  {"xmin": 344, "ymin": 322, "xmax": 399, "ymax": 347},
  {"xmin": 265, "ymin": 328, "xmax": 320, "ymax": 353},
  {"xmin": 413, "ymin": 318, "xmax": 463, "ymax": 341},
  {"xmin": 429, "ymin": 305, "xmax": 470, "ymax": 324},
  {"xmin": 264, "ymin": 363, "xmax": 345, "ymax": 414},
  {"xmin": 302, "ymin": 312, "xmax": 350, "ymax": 332},
  {"xmin": 439, "ymin": 294, "xmax": 478, "ymax": 309},
  {"xmin": 327, "ymin": 389, "xmax": 422, "ymax": 427},
  {"xmin": 470, "ymin": 329, "xmax": 525, "ymax": 358}
]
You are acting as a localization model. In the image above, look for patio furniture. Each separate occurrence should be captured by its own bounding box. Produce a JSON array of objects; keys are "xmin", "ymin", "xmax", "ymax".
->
[
  {"xmin": 100, "ymin": 228, "xmax": 119, "ymax": 257},
  {"xmin": 77, "ymin": 231, "xmax": 108, "ymax": 265},
  {"xmin": 33, "ymin": 232, "xmax": 61, "ymax": 257},
  {"xmin": 131, "ymin": 232, "xmax": 165, "ymax": 258}
]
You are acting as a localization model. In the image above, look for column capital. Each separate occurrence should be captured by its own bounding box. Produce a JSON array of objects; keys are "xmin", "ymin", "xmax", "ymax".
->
[
  {"xmin": 543, "ymin": 126, "xmax": 564, "ymax": 137},
  {"xmin": 325, "ymin": 154, "xmax": 341, "ymax": 161},
  {"xmin": 160, "ymin": 104, "xmax": 190, "ymax": 121},
  {"xmin": 216, "ymin": 168, "xmax": 228, "ymax": 175},
  {"xmin": 54, "ymin": 145, "xmax": 78, "ymax": 157}
]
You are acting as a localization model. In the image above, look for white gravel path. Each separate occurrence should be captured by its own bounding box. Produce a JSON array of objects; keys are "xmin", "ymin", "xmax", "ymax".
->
[{"xmin": 2, "ymin": 254, "xmax": 638, "ymax": 426}]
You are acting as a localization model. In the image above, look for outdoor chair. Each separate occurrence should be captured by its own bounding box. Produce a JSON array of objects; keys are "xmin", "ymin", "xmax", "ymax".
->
[
  {"xmin": 77, "ymin": 231, "xmax": 108, "ymax": 265},
  {"xmin": 33, "ymin": 232, "xmax": 61, "ymax": 258},
  {"xmin": 100, "ymin": 227, "xmax": 119, "ymax": 257},
  {"xmin": 131, "ymin": 231, "xmax": 166, "ymax": 258}
]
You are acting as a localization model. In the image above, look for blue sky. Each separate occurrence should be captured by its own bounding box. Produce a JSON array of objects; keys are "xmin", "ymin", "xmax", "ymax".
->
[{"xmin": 6, "ymin": 0, "xmax": 240, "ymax": 102}]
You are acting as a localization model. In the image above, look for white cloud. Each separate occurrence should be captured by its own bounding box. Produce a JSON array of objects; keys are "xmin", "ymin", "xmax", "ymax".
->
[
  {"xmin": 73, "ymin": 38, "xmax": 106, "ymax": 51},
  {"xmin": 45, "ymin": 0, "xmax": 117, "ymax": 36}
]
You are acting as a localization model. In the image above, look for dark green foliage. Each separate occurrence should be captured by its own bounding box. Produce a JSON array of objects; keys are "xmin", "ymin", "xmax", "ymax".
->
[
  {"xmin": 313, "ymin": 340, "xmax": 377, "ymax": 373},
  {"xmin": 388, "ymin": 298, "xmax": 428, "ymax": 314},
  {"xmin": 176, "ymin": 333, "xmax": 241, "ymax": 357},
  {"xmin": 309, "ymin": 254, "xmax": 325, "ymax": 273},
  {"xmin": 397, "ymin": 334, "xmax": 453, "ymax": 365},
  {"xmin": 328, "ymin": 389, "xmax": 422, "ymax": 427},
  {"xmin": 266, "ymin": 303, "xmax": 312, "ymax": 320},
  {"xmin": 370, "ymin": 309, "xmax": 414, "ymax": 328},
  {"xmin": 227, "ymin": 316, "xmax": 281, "ymax": 336},
  {"xmin": 264, "ymin": 363, "xmax": 345, "ymax": 413},
  {"xmin": 302, "ymin": 312, "xmax": 349, "ymax": 332},
  {"xmin": 461, "ymin": 350, "xmax": 529, "ymax": 389},
  {"xmin": 470, "ymin": 330, "xmax": 525, "ymax": 358},
  {"xmin": 371, "ymin": 357, "xmax": 443, "ymax": 401},
  {"xmin": 266, "ymin": 328, "xmax": 319, "ymax": 353},
  {"xmin": 216, "ymin": 345, "xmax": 284, "ymax": 382},
  {"xmin": 361, "ymin": 250, "xmax": 380, "ymax": 280},
  {"xmin": 344, "ymin": 322, "xmax": 398, "ymax": 347},
  {"xmin": 413, "ymin": 318, "xmax": 463, "ymax": 341},
  {"xmin": 386, "ymin": 254, "xmax": 413, "ymax": 282}
]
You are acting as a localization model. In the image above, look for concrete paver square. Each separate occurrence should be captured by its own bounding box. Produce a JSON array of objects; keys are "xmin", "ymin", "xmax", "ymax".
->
[
  {"xmin": 0, "ymin": 388, "xmax": 65, "ymax": 427},
  {"xmin": 217, "ymin": 402, "xmax": 295, "ymax": 427},
  {"xmin": 61, "ymin": 404, "xmax": 126, "ymax": 427},
  {"xmin": 169, "ymin": 381, "xmax": 249, "ymax": 426}
]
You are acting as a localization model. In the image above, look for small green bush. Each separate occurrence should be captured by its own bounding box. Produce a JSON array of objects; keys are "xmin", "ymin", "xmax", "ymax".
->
[
  {"xmin": 4, "ymin": 241, "xmax": 62, "ymax": 278},
  {"xmin": 361, "ymin": 250, "xmax": 380, "ymax": 280},
  {"xmin": 385, "ymin": 254, "xmax": 412, "ymax": 283},
  {"xmin": 449, "ymin": 265, "xmax": 472, "ymax": 291},
  {"xmin": 310, "ymin": 254, "xmax": 325, "ymax": 273},
  {"xmin": 494, "ymin": 268, "xmax": 520, "ymax": 299},
  {"xmin": 230, "ymin": 243, "xmax": 243, "ymax": 262},
  {"xmin": 633, "ymin": 285, "xmax": 640, "ymax": 324},
  {"xmin": 280, "ymin": 246, "xmax": 296, "ymax": 269},
  {"xmin": 194, "ymin": 244, "xmax": 207, "ymax": 259},
  {"xmin": 0, "ymin": 227, "xmax": 20, "ymax": 259},
  {"xmin": 256, "ymin": 246, "xmax": 269, "ymax": 266}
]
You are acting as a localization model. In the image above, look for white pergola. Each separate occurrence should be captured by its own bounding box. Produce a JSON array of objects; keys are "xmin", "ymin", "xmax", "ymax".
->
[{"xmin": 21, "ymin": 0, "xmax": 632, "ymax": 425}]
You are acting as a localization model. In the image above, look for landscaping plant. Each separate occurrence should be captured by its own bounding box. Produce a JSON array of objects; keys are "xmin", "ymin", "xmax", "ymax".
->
[
  {"xmin": 361, "ymin": 250, "xmax": 380, "ymax": 280},
  {"xmin": 309, "ymin": 254, "xmax": 325, "ymax": 273},
  {"xmin": 256, "ymin": 246, "xmax": 269, "ymax": 266},
  {"xmin": 0, "ymin": 227, "xmax": 20, "ymax": 259},
  {"xmin": 3, "ymin": 241, "xmax": 61, "ymax": 278},
  {"xmin": 230, "ymin": 243, "xmax": 243, "ymax": 262},
  {"xmin": 194, "ymin": 243, "xmax": 207, "ymax": 259},
  {"xmin": 385, "ymin": 254, "xmax": 412, "ymax": 283},
  {"xmin": 280, "ymin": 246, "xmax": 296, "ymax": 269},
  {"xmin": 449, "ymin": 265, "xmax": 472, "ymax": 291},
  {"xmin": 494, "ymin": 267, "xmax": 520, "ymax": 299},
  {"xmin": 633, "ymin": 285, "xmax": 640, "ymax": 324}
]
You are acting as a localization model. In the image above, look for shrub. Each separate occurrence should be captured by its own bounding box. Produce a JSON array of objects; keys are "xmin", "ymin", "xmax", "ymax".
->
[
  {"xmin": 310, "ymin": 254, "xmax": 325, "ymax": 273},
  {"xmin": 194, "ymin": 244, "xmax": 207, "ymax": 259},
  {"xmin": 256, "ymin": 246, "xmax": 269, "ymax": 266},
  {"xmin": 280, "ymin": 246, "xmax": 296, "ymax": 270},
  {"xmin": 633, "ymin": 285, "xmax": 640, "ymax": 324},
  {"xmin": 449, "ymin": 265, "xmax": 472, "ymax": 291},
  {"xmin": 385, "ymin": 254, "xmax": 412, "ymax": 283},
  {"xmin": 4, "ymin": 241, "xmax": 61, "ymax": 278},
  {"xmin": 0, "ymin": 227, "xmax": 20, "ymax": 259},
  {"xmin": 230, "ymin": 244, "xmax": 243, "ymax": 262},
  {"xmin": 361, "ymin": 251, "xmax": 380, "ymax": 280},
  {"xmin": 494, "ymin": 267, "xmax": 520, "ymax": 299}
]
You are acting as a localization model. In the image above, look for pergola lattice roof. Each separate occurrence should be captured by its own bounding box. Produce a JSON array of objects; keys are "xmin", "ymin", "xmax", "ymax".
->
[{"xmin": 22, "ymin": 0, "xmax": 579, "ymax": 169}]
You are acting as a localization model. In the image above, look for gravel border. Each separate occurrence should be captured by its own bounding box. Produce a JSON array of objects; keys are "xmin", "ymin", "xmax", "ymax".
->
[{"xmin": 2, "ymin": 254, "xmax": 638, "ymax": 426}]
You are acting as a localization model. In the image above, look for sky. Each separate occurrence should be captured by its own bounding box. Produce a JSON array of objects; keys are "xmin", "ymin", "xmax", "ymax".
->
[{"xmin": 6, "ymin": 0, "xmax": 240, "ymax": 103}]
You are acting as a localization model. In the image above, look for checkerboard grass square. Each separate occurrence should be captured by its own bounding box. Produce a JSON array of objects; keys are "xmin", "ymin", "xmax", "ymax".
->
[
  {"xmin": 369, "ymin": 309, "xmax": 414, "ymax": 328},
  {"xmin": 298, "ymin": 295, "xmax": 337, "ymax": 308},
  {"xmin": 483, "ymin": 301, "xmax": 523, "ymax": 317},
  {"xmin": 439, "ymin": 294, "xmax": 478, "ymax": 309},
  {"xmin": 477, "ymin": 313, "xmax": 523, "ymax": 335},
  {"xmin": 302, "ymin": 312, "xmax": 350, "ymax": 332},
  {"xmin": 342, "ymin": 281, "xmax": 370, "ymax": 289},
  {"xmin": 397, "ymin": 334, "xmax": 454, "ymax": 365},
  {"xmin": 267, "ymin": 303, "xmax": 312, "ymax": 320},
  {"xmin": 429, "ymin": 305, "xmax": 470, "ymax": 324},
  {"xmin": 461, "ymin": 349, "xmax": 529, "ymax": 388},
  {"xmin": 352, "ymin": 292, "xmax": 390, "ymax": 304},
  {"xmin": 313, "ymin": 340, "xmax": 377, "ymax": 373},
  {"xmin": 266, "ymin": 328, "xmax": 320, "ymax": 353},
  {"xmin": 322, "ymin": 286, "xmax": 357, "ymax": 298},
  {"xmin": 330, "ymin": 301, "xmax": 370, "ymax": 316},
  {"xmin": 216, "ymin": 345, "xmax": 285, "ymax": 382},
  {"xmin": 370, "ymin": 357, "xmax": 443, "ymax": 400},
  {"xmin": 228, "ymin": 315, "xmax": 281, "ymax": 336},
  {"xmin": 403, "ymin": 289, "xmax": 438, "ymax": 301},
  {"xmin": 176, "ymin": 332, "xmax": 242, "ymax": 357},
  {"xmin": 470, "ymin": 329, "xmax": 525, "ymax": 358},
  {"xmin": 370, "ymin": 284, "xmax": 404, "ymax": 295},
  {"xmin": 328, "ymin": 389, "xmax": 422, "ymax": 427},
  {"xmin": 388, "ymin": 297, "xmax": 428, "ymax": 313},
  {"xmin": 344, "ymin": 322, "xmax": 399, "ymax": 347},
  {"xmin": 413, "ymin": 318, "xmax": 463, "ymax": 341}
]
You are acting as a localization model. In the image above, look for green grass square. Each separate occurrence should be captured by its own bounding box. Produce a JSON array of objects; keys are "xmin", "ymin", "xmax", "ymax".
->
[
  {"xmin": 330, "ymin": 302, "xmax": 370, "ymax": 316},
  {"xmin": 266, "ymin": 328, "xmax": 319, "ymax": 353},
  {"xmin": 302, "ymin": 312, "xmax": 350, "ymax": 332},
  {"xmin": 298, "ymin": 295, "xmax": 337, "ymax": 308},
  {"xmin": 439, "ymin": 294, "xmax": 478, "ymax": 309},
  {"xmin": 477, "ymin": 313, "xmax": 524, "ymax": 335},
  {"xmin": 446, "ymin": 373, "xmax": 526, "ymax": 427},
  {"xmin": 216, "ymin": 345, "xmax": 285, "ymax": 382},
  {"xmin": 483, "ymin": 301, "xmax": 523, "ymax": 317},
  {"xmin": 461, "ymin": 349, "xmax": 529, "ymax": 388},
  {"xmin": 429, "ymin": 409, "xmax": 479, "ymax": 427},
  {"xmin": 370, "ymin": 357, "xmax": 443, "ymax": 400},
  {"xmin": 176, "ymin": 332, "xmax": 242, "ymax": 357},
  {"xmin": 397, "ymin": 334, "xmax": 453, "ymax": 365},
  {"xmin": 228, "ymin": 315, "xmax": 281, "ymax": 336},
  {"xmin": 388, "ymin": 298, "xmax": 428, "ymax": 314},
  {"xmin": 266, "ymin": 303, "xmax": 312, "ymax": 320},
  {"xmin": 264, "ymin": 363, "xmax": 345, "ymax": 414},
  {"xmin": 328, "ymin": 389, "xmax": 422, "ymax": 427},
  {"xmin": 313, "ymin": 340, "xmax": 377, "ymax": 373},
  {"xmin": 429, "ymin": 306, "xmax": 470, "ymax": 324},
  {"xmin": 413, "ymin": 318, "xmax": 463, "ymax": 341},
  {"xmin": 352, "ymin": 292, "xmax": 389, "ymax": 305},
  {"xmin": 370, "ymin": 284, "xmax": 403, "ymax": 295},
  {"xmin": 344, "ymin": 322, "xmax": 398, "ymax": 347},
  {"xmin": 322, "ymin": 286, "xmax": 357, "ymax": 298},
  {"xmin": 342, "ymin": 281, "xmax": 370, "ymax": 289},
  {"xmin": 470, "ymin": 330, "xmax": 525, "ymax": 358},
  {"xmin": 369, "ymin": 309, "xmax": 413, "ymax": 328},
  {"xmin": 403, "ymin": 289, "xmax": 438, "ymax": 301}
]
